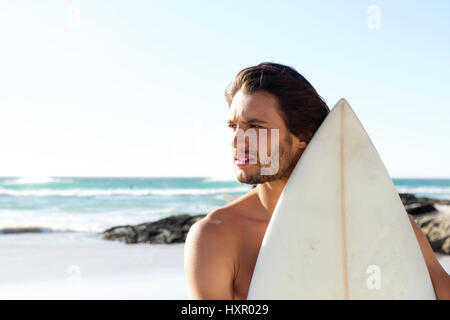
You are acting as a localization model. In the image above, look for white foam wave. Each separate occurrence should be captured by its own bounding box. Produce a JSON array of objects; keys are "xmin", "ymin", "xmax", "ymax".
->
[
  {"xmin": 396, "ymin": 186, "xmax": 450, "ymax": 195},
  {"xmin": 2, "ymin": 177, "xmax": 71, "ymax": 185},
  {"xmin": 0, "ymin": 208, "xmax": 178, "ymax": 233},
  {"xmin": 0, "ymin": 186, "xmax": 250, "ymax": 197}
]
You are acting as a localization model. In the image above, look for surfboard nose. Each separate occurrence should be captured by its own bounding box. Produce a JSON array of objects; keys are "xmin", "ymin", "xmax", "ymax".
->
[
  {"xmin": 333, "ymin": 98, "xmax": 359, "ymax": 120},
  {"xmin": 335, "ymin": 98, "xmax": 350, "ymax": 109}
]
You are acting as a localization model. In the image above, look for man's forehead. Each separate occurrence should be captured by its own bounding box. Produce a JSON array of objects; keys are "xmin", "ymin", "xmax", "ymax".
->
[{"xmin": 228, "ymin": 90, "xmax": 281, "ymax": 123}]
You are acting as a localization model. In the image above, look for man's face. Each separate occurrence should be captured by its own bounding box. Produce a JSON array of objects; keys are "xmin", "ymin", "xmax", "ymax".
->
[{"xmin": 227, "ymin": 89, "xmax": 307, "ymax": 185}]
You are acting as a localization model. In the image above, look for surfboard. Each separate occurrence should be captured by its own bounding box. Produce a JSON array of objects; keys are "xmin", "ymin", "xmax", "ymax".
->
[{"xmin": 246, "ymin": 98, "xmax": 436, "ymax": 299}]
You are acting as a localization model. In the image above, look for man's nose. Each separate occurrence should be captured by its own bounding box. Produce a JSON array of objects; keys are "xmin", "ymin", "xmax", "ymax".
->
[
  {"xmin": 230, "ymin": 128, "xmax": 252, "ymax": 151},
  {"xmin": 231, "ymin": 128, "xmax": 248, "ymax": 150}
]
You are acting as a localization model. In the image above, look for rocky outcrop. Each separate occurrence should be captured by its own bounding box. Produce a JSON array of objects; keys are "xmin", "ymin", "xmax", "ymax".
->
[
  {"xmin": 413, "ymin": 213, "xmax": 450, "ymax": 255},
  {"xmin": 0, "ymin": 227, "xmax": 52, "ymax": 234},
  {"xmin": 404, "ymin": 203, "xmax": 437, "ymax": 215},
  {"xmin": 399, "ymin": 193, "xmax": 450, "ymax": 254},
  {"xmin": 399, "ymin": 192, "xmax": 450, "ymax": 205},
  {"xmin": 400, "ymin": 193, "xmax": 437, "ymax": 215},
  {"xmin": 101, "ymin": 214, "xmax": 205, "ymax": 244}
]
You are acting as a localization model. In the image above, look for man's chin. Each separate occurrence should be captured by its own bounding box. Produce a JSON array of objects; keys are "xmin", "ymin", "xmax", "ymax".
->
[
  {"xmin": 234, "ymin": 164, "xmax": 293, "ymax": 185},
  {"xmin": 235, "ymin": 165, "xmax": 258, "ymax": 184},
  {"xmin": 234, "ymin": 165, "xmax": 274, "ymax": 185},
  {"xmin": 236, "ymin": 175, "xmax": 259, "ymax": 185}
]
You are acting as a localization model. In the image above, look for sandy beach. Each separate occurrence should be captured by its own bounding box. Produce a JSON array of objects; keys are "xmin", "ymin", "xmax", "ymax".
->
[{"xmin": 0, "ymin": 232, "xmax": 187, "ymax": 299}]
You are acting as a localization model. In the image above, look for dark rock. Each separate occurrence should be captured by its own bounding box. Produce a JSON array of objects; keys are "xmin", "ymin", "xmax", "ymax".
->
[
  {"xmin": 0, "ymin": 227, "xmax": 52, "ymax": 234},
  {"xmin": 399, "ymin": 193, "xmax": 418, "ymax": 205},
  {"xmin": 404, "ymin": 203, "xmax": 437, "ymax": 215},
  {"xmin": 101, "ymin": 225, "xmax": 138, "ymax": 244},
  {"xmin": 415, "ymin": 197, "xmax": 450, "ymax": 205},
  {"xmin": 399, "ymin": 193, "xmax": 441, "ymax": 215},
  {"xmin": 101, "ymin": 214, "xmax": 206, "ymax": 244},
  {"xmin": 399, "ymin": 193, "xmax": 450, "ymax": 206}
]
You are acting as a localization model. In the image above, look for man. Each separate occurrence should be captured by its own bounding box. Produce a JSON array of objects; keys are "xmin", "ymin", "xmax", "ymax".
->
[{"xmin": 184, "ymin": 62, "xmax": 450, "ymax": 300}]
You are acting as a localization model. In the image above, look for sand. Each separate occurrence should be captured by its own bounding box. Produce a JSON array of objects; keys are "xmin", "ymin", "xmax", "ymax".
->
[{"xmin": 0, "ymin": 232, "xmax": 188, "ymax": 299}]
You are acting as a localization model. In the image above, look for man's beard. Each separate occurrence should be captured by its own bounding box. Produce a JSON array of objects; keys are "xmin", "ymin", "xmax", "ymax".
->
[{"xmin": 235, "ymin": 134, "xmax": 302, "ymax": 185}]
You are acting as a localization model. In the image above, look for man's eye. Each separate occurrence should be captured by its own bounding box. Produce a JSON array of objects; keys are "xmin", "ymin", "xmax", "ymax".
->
[{"xmin": 228, "ymin": 124, "xmax": 262, "ymax": 129}]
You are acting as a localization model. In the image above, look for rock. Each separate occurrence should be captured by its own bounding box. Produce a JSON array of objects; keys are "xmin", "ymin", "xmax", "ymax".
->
[
  {"xmin": 404, "ymin": 203, "xmax": 437, "ymax": 215},
  {"xmin": 443, "ymin": 238, "xmax": 450, "ymax": 255},
  {"xmin": 399, "ymin": 193, "xmax": 440, "ymax": 215},
  {"xmin": 101, "ymin": 214, "xmax": 206, "ymax": 244},
  {"xmin": 0, "ymin": 227, "xmax": 52, "ymax": 234},
  {"xmin": 414, "ymin": 214, "xmax": 450, "ymax": 255},
  {"xmin": 399, "ymin": 193, "xmax": 450, "ymax": 206},
  {"xmin": 399, "ymin": 193, "xmax": 419, "ymax": 205},
  {"xmin": 399, "ymin": 194, "xmax": 449, "ymax": 254},
  {"xmin": 101, "ymin": 225, "xmax": 138, "ymax": 243}
]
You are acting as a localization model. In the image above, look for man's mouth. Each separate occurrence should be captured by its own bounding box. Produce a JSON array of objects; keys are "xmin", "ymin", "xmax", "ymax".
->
[{"xmin": 234, "ymin": 154, "xmax": 257, "ymax": 166}]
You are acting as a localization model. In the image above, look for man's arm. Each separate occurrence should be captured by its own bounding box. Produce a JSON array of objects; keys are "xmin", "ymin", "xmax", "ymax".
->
[
  {"xmin": 184, "ymin": 216, "xmax": 236, "ymax": 299},
  {"xmin": 408, "ymin": 215, "xmax": 450, "ymax": 300}
]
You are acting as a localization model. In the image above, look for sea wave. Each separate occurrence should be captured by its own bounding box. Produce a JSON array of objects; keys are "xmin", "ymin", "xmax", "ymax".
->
[
  {"xmin": 0, "ymin": 186, "xmax": 251, "ymax": 197},
  {"xmin": 395, "ymin": 186, "xmax": 450, "ymax": 195},
  {"xmin": 0, "ymin": 207, "xmax": 180, "ymax": 233},
  {"xmin": 2, "ymin": 177, "xmax": 72, "ymax": 185}
]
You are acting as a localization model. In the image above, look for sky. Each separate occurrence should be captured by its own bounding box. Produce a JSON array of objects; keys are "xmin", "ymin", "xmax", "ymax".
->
[{"xmin": 0, "ymin": 0, "xmax": 449, "ymax": 178}]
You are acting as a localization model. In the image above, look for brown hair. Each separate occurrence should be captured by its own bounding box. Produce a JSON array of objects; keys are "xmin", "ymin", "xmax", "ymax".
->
[{"xmin": 225, "ymin": 62, "xmax": 330, "ymax": 143}]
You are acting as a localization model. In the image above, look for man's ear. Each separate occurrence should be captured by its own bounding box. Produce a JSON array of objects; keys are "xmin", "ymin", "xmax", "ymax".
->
[
  {"xmin": 294, "ymin": 136, "xmax": 307, "ymax": 150},
  {"xmin": 289, "ymin": 132, "xmax": 308, "ymax": 151}
]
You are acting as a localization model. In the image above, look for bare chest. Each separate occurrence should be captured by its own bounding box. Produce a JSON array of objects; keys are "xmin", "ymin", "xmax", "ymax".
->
[{"xmin": 232, "ymin": 219, "xmax": 268, "ymax": 300}]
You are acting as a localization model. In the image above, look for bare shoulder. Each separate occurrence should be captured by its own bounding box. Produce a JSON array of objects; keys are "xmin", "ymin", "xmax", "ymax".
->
[
  {"xmin": 185, "ymin": 205, "xmax": 246, "ymax": 260},
  {"xmin": 187, "ymin": 207, "xmax": 239, "ymax": 246},
  {"xmin": 183, "ymin": 188, "xmax": 259, "ymax": 299},
  {"xmin": 187, "ymin": 186, "xmax": 257, "ymax": 248},
  {"xmin": 184, "ymin": 207, "xmax": 242, "ymax": 299},
  {"xmin": 197, "ymin": 187, "xmax": 259, "ymax": 230}
]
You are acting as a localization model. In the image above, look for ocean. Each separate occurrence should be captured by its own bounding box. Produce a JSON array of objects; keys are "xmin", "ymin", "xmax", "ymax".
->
[{"xmin": 0, "ymin": 177, "xmax": 449, "ymax": 233}]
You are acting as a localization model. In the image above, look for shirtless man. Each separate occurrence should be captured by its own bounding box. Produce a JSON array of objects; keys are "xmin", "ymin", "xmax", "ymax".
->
[{"xmin": 184, "ymin": 62, "xmax": 450, "ymax": 300}]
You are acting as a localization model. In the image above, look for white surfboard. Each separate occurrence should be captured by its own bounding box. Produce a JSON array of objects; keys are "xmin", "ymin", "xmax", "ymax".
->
[{"xmin": 247, "ymin": 98, "xmax": 436, "ymax": 300}]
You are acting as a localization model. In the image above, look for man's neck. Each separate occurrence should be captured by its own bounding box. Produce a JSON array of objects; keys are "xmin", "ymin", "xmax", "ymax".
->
[{"xmin": 255, "ymin": 178, "xmax": 288, "ymax": 221}]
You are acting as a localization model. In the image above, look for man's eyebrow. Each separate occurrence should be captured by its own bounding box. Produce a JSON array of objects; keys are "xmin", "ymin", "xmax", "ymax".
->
[{"xmin": 227, "ymin": 118, "xmax": 269, "ymax": 124}]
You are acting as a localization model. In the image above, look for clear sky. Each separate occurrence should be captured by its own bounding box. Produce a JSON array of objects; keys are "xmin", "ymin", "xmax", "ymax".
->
[{"xmin": 0, "ymin": 1, "xmax": 449, "ymax": 178}]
